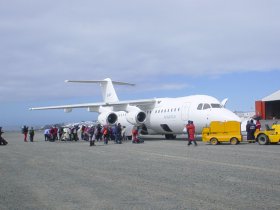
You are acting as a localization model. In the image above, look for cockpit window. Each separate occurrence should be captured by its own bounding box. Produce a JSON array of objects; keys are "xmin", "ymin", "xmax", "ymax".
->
[
  {"xmin": 197, "ymin": 103, "xmax": 203, "ymax": 110},
  {"xmin": 203, "ymin": 103, "xmax": 211, "ymax": 110},
  {"xmin": 211, "ymin": 103, "xmax": 221, "ymax": 108}
]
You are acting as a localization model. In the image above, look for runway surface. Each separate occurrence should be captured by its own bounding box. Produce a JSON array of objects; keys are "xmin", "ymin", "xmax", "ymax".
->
[{"xmin": 1, "ymin": 132, "xmax": 280, "ymax": 210}]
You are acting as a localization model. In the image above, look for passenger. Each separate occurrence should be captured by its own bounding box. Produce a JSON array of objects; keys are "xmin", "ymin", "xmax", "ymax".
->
[
  {"xmin": 89, "ymin": 126, "xmax": 95, "ymax": 142},
  {"xmin": 246, "ymin": 121, "xmax": 250, "ymax": 141},
  {"xmin": 132, "ymin": 127, "xmax": 138, "ymax": 143},
  {"xmin": 69, "ymin": 127, "xmax": 74, "ymax": 141},
  {"xmin": 49, "ymin": 127, "xmax": 55, "ymax": 142},
  {"xmin": 0, "ymin": 127, "xmax": 8, "ymax": 145},
  {"xmin": 102, "ymin": 125, "xmax": 109, "ymax": 144},
  {"xmin": 187, "ymin": 121, "xmax": 197, "ymax": 146},
  {"xmin": 58, "ymin": 127, "xmax": 63, "ymax": 140},
  {"xmin": 22, "ymin": 125, "xmax": 28, "ymax": 142},
  {"xmin": 90, "ymin": 126, "xmax": 96, "ymax": 146},
  {"xmin": 249, "ymin": 120, "xmax": 256, "ymax": 142},
  {"xmin": 74, "ymin": 126, "xmax": 79, "ymax": 141},
  {"xmin": 111, "ymin": 125, "xmax": 117, "ymax": 142},
  {"xmin": 84, "ymin": 126, "xmax": 91, "ymax": 141},
  {"xmin": 44, "ymin": 128, "xmax": 50, "ymax": 141},
  {"xmin": 116, "ymin": 123, "xmax": 122, "ymax": 144},
  {"xmin": 95, "ymin": 124, "xmax": 102, "ymax": 142},
  {"xmin": 54, "ymin": 127, "xmax": 58, "ymax": 140},
  {"xmin": 29, "ymin": 127, "xmax": 35, "ymax": 142},
  {"xmin": 107, "ymin": 126, "xmax": 112, "ymax": 141},
  {"xmin": 132, "ymin": 126, "xmax": 144, "ymax": 143},
  {"xmin": 81, "ymin": 125, "xmax": 86, "ymax": 140},
  {"xmin": 246, "ymin": 120, "xmax": 256, "ymax": 142},
  {"xmin": 63, "ymin": 127, "xmax": 70, "ymax": 141}
]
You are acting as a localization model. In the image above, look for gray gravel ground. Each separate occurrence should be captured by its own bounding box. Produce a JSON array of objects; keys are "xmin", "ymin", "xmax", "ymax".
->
[{"xmin": 0, "ymin": 132, "xmax": 280, "ymax": 210}]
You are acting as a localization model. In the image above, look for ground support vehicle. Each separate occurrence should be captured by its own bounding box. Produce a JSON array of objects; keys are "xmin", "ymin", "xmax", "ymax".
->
[
  {"xmin": 255, "ymin": 124, "xmax": 280, "ymax": 145},
  {"xmin": 202, "ymin": 121, "xmax": 242, "ymax": 145}
]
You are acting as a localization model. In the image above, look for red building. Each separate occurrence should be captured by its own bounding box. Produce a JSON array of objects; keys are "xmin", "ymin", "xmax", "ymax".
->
[{"xmin": 255, "ymin": 90, "xmax": 280, "ymax": 120}]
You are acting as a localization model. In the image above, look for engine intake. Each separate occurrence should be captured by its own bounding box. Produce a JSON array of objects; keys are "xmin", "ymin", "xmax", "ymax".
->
[
  {"xmin": 126, "ymin": 111, "xmax": 146, "ymax": 125},
  {"xmin": 98, "ymin": 112, "xmax": 118, "ymax": 126}
]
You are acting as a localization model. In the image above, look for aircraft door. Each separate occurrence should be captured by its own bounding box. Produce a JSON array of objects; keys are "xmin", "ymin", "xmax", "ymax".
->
[
  {"xmin": 203, "ymin": 104, "xmax": 211, "ymax": 127},
  {"xmin": 181, "ymin": 103, "xmax": 191, "ymax": 121}
]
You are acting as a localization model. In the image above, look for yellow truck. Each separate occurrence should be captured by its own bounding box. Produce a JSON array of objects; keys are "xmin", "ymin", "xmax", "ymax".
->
[
  {"xmin": 202, "ymin": 121, "xmax": 242, "ymax": 145},
  {"xmin": 255, "ymin": 123, "xmax": 280, "ymax": 145}
]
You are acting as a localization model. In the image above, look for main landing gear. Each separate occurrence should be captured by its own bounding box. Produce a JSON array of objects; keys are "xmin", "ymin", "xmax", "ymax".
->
[{"xmin": 165, "ymin": 134, "xmax": 176, "ymax": 140}]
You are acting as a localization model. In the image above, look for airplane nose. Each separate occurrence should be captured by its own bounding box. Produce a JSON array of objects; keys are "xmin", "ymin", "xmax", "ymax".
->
[{"xmin": 221, "ymin": 109, "xmax": 241, "ymax": 122}]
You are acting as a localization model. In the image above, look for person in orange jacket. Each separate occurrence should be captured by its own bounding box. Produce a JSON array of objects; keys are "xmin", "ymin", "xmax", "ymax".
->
[{"xmin": 187, "ymin": 121, "xmax": 197, "ymax": 146}]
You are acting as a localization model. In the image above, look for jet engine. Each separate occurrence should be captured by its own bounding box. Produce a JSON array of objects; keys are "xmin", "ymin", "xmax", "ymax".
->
[
  {"xmin": 98, "ymin": 112, "xmax": 118, "ymax": 126},
  {"xmin": 126, "ymin": 110, "xmax": 146, "ymax": 125}
]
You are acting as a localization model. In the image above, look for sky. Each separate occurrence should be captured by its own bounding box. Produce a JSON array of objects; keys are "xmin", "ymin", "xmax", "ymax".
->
[{"xmin": 0, "ymin": 0, "xmax": 280, "ymax": 129}]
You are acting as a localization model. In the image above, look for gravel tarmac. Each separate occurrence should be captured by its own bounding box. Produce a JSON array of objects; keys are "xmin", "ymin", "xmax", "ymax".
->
[{"xmin": 0, "ymin": 132, "xmax": 280, "ymax": 210}]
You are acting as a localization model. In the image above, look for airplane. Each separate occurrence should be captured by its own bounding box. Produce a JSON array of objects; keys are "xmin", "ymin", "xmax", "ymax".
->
[{"xmin": 30, "ymin": 78, "xmax": 241, "ymax": 139}]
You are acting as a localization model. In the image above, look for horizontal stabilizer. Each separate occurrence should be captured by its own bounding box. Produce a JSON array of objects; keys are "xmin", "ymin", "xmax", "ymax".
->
[{"xmin": 65, "ymin": 80, "xmax": 135, "ymax": 86}]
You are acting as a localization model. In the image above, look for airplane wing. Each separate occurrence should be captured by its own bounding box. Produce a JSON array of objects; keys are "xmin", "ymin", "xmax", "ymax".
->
[
  {"xmin": 29, "ymin": 103, "xmax": 105, "ymax": 110},
  {"xmin": 30, "ymin": 99, "xmax": 157, "ymax": 112}
]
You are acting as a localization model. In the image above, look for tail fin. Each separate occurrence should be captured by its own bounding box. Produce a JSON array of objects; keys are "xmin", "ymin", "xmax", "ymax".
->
[{"xmin": 65, "ymin": 78, "xmax": 135, "ymax": 103}]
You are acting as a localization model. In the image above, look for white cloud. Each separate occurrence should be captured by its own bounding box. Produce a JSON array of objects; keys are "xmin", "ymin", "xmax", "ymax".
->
[{"xmin": 0, "ymin": 0, "xmax": 279, "ymax": 102}]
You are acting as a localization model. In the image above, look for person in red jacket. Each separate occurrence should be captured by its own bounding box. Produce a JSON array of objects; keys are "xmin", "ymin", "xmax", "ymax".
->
[
  {"xmin": 187, "ymin": 121, "xmax": 197, "ymax": 146},
  {"xmin": 132, "ymin": 126, "xmax": 144, "ymax": 144},
  {"xmin": 22, "ymin": 125, "xmax": 28, "ymax": 142}
]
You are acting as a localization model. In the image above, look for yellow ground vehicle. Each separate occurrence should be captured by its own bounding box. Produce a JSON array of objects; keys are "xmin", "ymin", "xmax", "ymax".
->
[
  {"xmin": 255, "ymin": 124, "xmax": 280, "ymax": 145},
  {"xmin": 202, "ymin": 121, "xmax": 242, "ymax": 145}
]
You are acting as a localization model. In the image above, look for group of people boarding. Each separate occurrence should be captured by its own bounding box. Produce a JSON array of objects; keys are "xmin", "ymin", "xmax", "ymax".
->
[
  {"xmin": 43, "ymin": 123, "xmax": 140, "ymax": 146},
  {"xmin": 89, "ymin": 123, "xmax": 124, "ymax": 146}
]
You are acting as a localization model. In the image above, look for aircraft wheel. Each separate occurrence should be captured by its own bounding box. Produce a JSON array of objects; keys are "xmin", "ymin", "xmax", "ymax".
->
[
  {"xmin": 257, "ymin": 134, "xmax": 269, "ymax": 145},
  {"xmin": 230, "ymin": 137, "xmax": 238, "ymax": 145},
  {"xmin": 210, "ymin": 138, "xmax": 218, "ymax": 145}
]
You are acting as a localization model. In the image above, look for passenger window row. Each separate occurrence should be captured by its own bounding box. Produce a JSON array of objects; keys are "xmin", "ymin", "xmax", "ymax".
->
[{"xmin": 154, "ymin": 108, "xmax": 180, "ymax": 114}]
